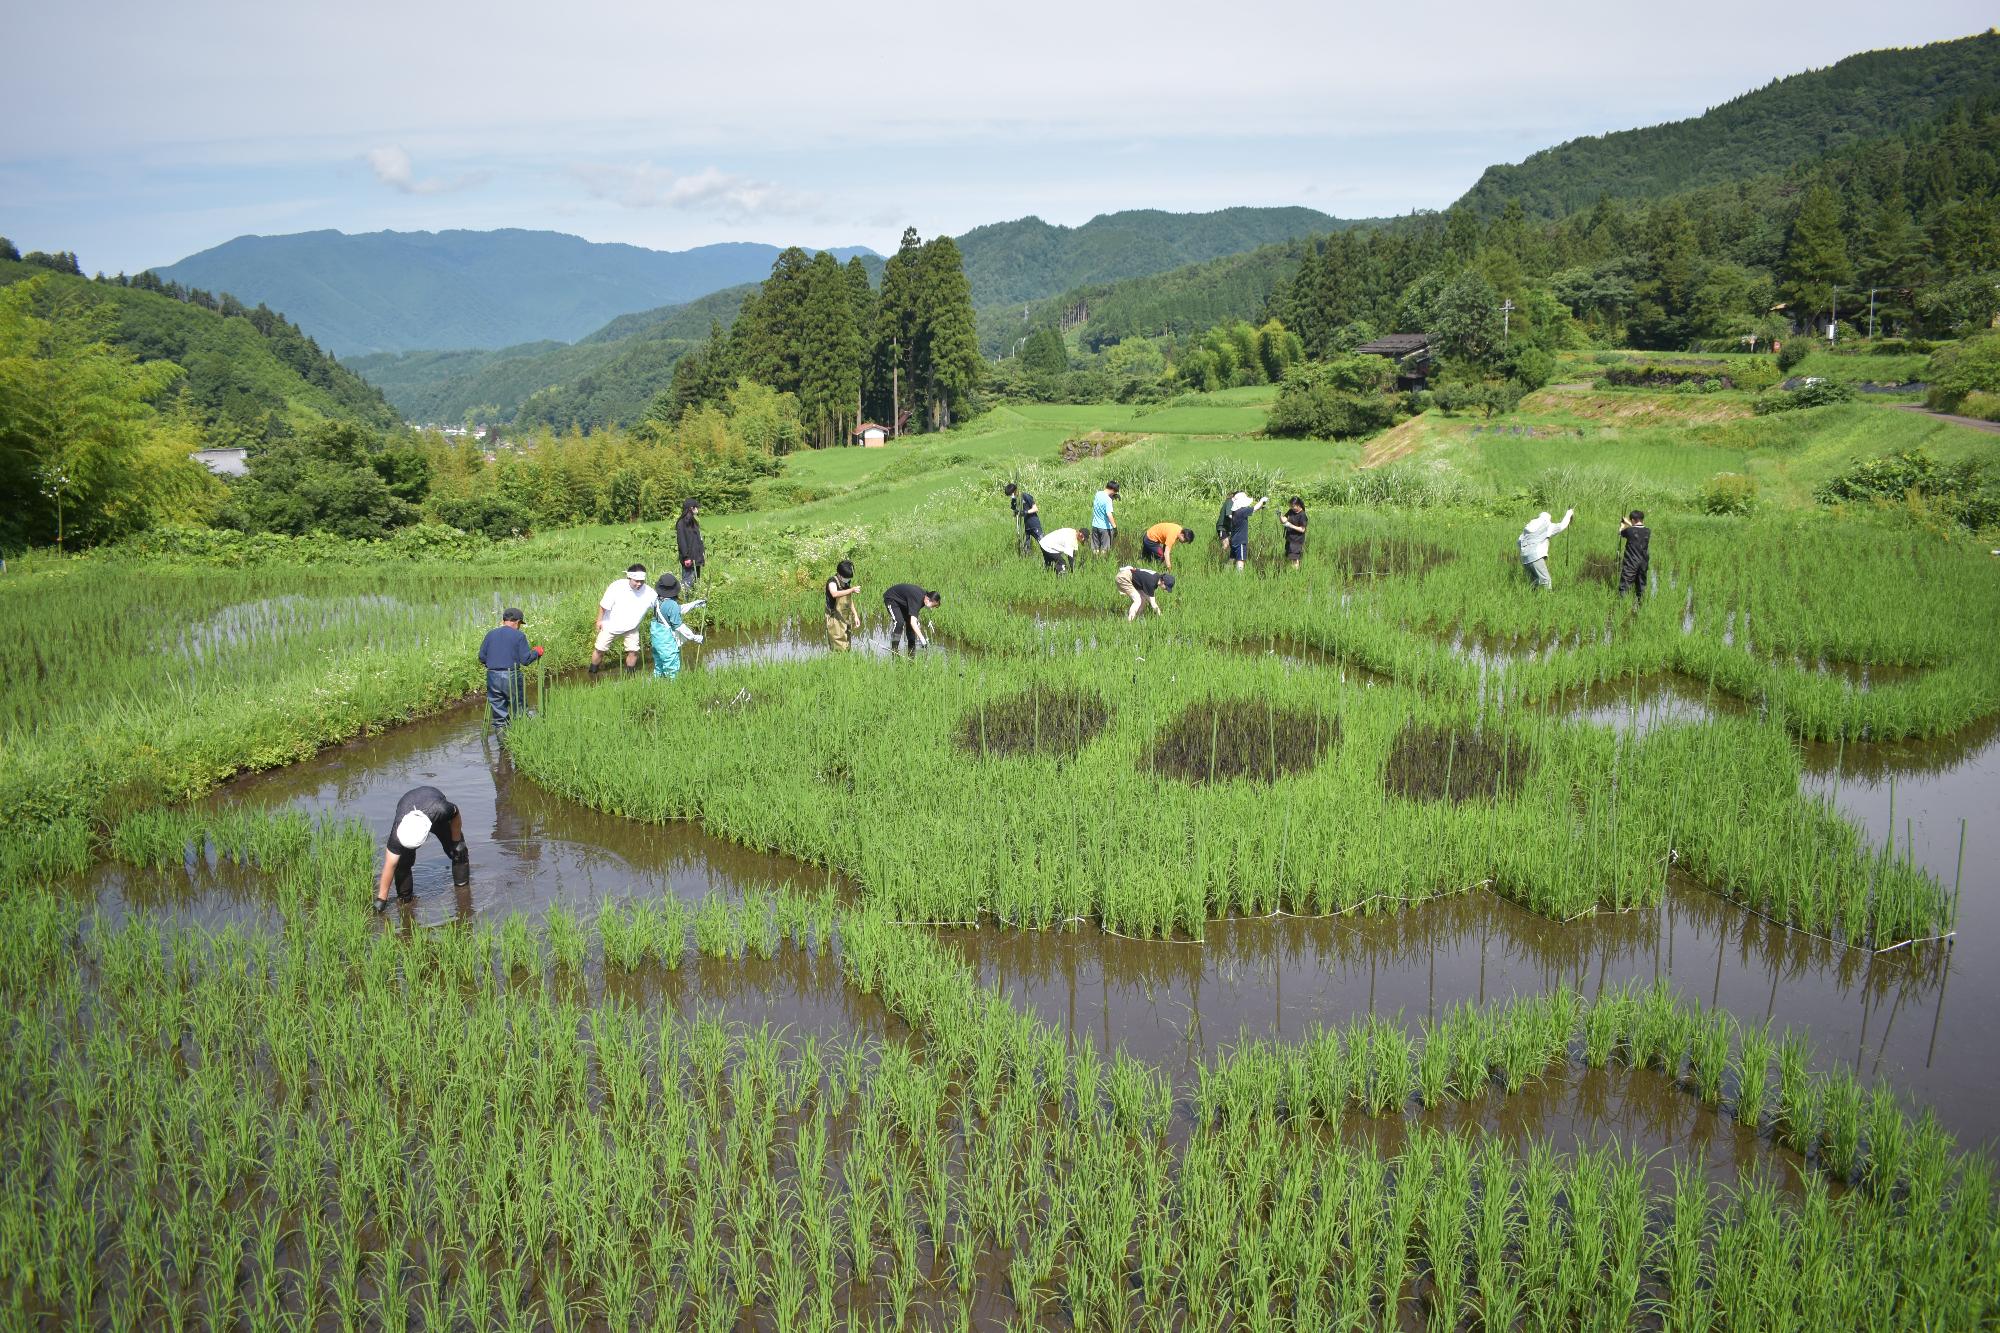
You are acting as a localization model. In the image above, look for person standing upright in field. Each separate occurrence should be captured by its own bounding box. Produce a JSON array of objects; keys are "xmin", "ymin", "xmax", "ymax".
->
[
  {"xmin": 1142, "ymin": 522, "xmax": 1195, "ymax": 570},
  {"xmin": 676, "ymin": 500, "xmax": 705, "ymax": 593},
  {"xmin": 648, "ymin": 574, "xmax": 704, "ymax": 678},
  {"xmin": 1114, "ymin": 565, "xmax": 1174, "ymax": 619},
  {"xmin": 1617, "ymin": 510, "xmax": 1651, "ymax": 603},
  {"xmin": 1004, "ymin": 482, "xmax": 1041, "ymax": 553},
  {"xmin": 591, "ymin": 564, "xmax": 656, "ymax": 672},
  {"xmin": 1225, "ymin": 489, "xmax": 1268, "ymax": 570},
  {"xmin": 1280, "ymin": 497, "xmax": 1309, "ymax": 569},
  {"xmin": 1517, "ymin": 509, "xmax": 1574, "ymax": 589},
  {"xmin": 478, "ymin": 607, "xmax": 543, "ymax": 727},
  {"xmin": 881, "ymin": 584, "xmax": 941, "ymax": 651},
  {"xmin": 1090, "ymin": 481, "xmax": 1119, "ymax": 555},
  {"xmin": 824, "ymin": 559, "xmax": 863, "ymax": 650}
]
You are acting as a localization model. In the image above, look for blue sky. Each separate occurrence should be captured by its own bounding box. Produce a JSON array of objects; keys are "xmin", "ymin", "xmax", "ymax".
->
[{"xmin": 2, "ymin": 1, "xmax": 1992, "ymax": 275}]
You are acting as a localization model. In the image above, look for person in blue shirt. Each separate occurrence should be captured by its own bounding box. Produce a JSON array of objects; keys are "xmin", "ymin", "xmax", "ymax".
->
[
  {"xmin": 1089, "ymin": 480, "xmax": 1119, "ymax": 555},
  {"xmin": 648, "ymin": 574, "xmax": 705, "ymax": 678},
  {"xmin": 477, "ymin": 608, "xmax": 543, "ymax": 727}
]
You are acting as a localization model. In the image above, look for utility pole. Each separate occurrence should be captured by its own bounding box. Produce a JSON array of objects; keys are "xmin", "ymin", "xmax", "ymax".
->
[
  {"xmin": 892, "ymin": 345, "xmax": 900, "ymax": 440},
  {"xmin": 1500, "ymin": 299, "xmax": 1515, "ymax": 341},
  {"xmin": 1868, "ymin": 287, "xmax": 1878, "ymax": 341}
]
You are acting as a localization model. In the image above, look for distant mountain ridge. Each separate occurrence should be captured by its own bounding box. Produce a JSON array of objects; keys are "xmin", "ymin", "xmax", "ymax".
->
[
  {"xmin": 149, "ymin": 229, "xmax": 878, "ymax": 356},
  {"xmin": 1456, "ymin": 30, "xmax": 2000, "ymax": 217}
]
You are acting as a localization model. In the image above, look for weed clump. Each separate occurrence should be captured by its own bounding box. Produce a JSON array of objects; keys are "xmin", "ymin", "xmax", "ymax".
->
[
  {"xmin": 1145, "ymin": 697, "xmax": 1337, "ymax": 785},
  {"xmin": 1333, "ymin": 539, "xmax": 1454, "ymax": 579},
  {"xmin": 1057, "ymin": 431, "xmax": 1139, "ymax": 463},
  {"xmin": 1383, "ymin": 722, "xmax": 1532, "ymax": 803},
  {"xmin": 959, "ymin": 686, "xmax": 1110, "ymax": 759},
  {"xmin": 1577, "ymin": 552, "xmax": 1619, "ymax": 585}
]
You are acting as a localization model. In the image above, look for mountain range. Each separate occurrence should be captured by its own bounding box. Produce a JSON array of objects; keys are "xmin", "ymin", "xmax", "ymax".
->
[{"xmin": 149, "ymin": 230, "xmax": 879, "ymax": 356}]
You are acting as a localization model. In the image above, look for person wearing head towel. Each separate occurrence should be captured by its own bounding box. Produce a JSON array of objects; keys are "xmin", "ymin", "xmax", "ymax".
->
[
  {"xmin": 592, "ymin": 563, "xmax": 657, "ymax": 672},
  {"xmin": 648, "ymin": 573, "xmax": 705, "ymax": 678},
  {"xmin": 1517, "ymin": 508, "xmax": 1575, "ymax": 589},
  {"xmin": 373, "ymin": 786, "xmax": 466, "ymax": 910}
]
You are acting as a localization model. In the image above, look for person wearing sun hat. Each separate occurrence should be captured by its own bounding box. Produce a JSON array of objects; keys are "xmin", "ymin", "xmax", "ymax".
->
[
  {"xmin": 478, "ymin": 607, "xmax": 543, "ymax": 727},
  {"xmin": 373, "ymin": 785, "xmax": 466, "ymax": 910},
  {"xmin": 591, "ymin": 562, "xmax": 657, "ymax": 672}
]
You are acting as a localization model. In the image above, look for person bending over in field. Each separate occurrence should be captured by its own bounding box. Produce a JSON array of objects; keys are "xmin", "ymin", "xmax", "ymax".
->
[
  {"xmin": 374, "ymin": 785, "xmax": 466, "ymax": 910},
  {"xmin": 1039, "ymin": 526, "xmax": 1083, "ymax": 574},
  {"xmin": 882, "ymin": 583, "xmax": 941, "ymax": 651},
  {"xmin": 1142, "ymin": 522, "xmax": 1196, "ymax": 570},
  {"xmin": 1004, "ymin": 482, "xmax": 1041, "ymax": 553},
  {"xmin": 1225, "ymin": 490, "xmax": 1269, "ymax": 570},
  {"xmin": 1517, "ymin": 509, "xmax": 1574, "ymax": 589},
  {"xmin": 1616, "ymin": 510, "xmax": 1650, "ymax": 603},
  {"xmin": 1115, "ymin": 564, "xmax": 1174, "ymax": 619},
  {"xmin": 824, "ymin": 559, "xmax": 863, "ymax": 650},
  {"xmin": 591, "ymin": 563, "xmax": 656, "ymax": 672},
  {"xmin": 648, "ymin": 574, "xmax": 704, "ymax": 678},
  {"xmin": 1281, "ymin": 497, "xmax": 1309, "ymax": 569}
]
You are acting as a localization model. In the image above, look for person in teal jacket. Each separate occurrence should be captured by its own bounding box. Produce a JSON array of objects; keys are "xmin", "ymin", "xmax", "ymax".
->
[{"xmin": 648, "ymin": 574, "xmax": 705, "ymax": 677}]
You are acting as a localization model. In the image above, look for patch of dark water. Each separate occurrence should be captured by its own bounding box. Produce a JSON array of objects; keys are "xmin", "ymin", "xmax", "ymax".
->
[
  {"xmin": 1442, "ymin": 625, "xmax": 1601, "ymax": 674},
  {"xmin": 940, "ymin": 871, "xmax": 1992, "ymax": 1152},
  {"xmin": 101, "ymin": 699, "xmax": 844, "ymax": 929},
  {"xmin": 693, "ymin": 619, "xmax": 955, "ymax": 668}
]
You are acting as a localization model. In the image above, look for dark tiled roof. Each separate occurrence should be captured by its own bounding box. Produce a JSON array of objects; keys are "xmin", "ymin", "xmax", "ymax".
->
[{"xmin": 1354, "ymin": 334, "xmax": 1433, "ymax": 357}]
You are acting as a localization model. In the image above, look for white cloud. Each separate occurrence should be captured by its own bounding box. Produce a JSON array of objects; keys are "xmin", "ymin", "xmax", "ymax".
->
[
  {"xmin": 367, "ymin": 145, "xmax": 486, "ymax": 195},
  {"xmin": 568, "ymin": 162, "xmax": 816, "ymax": 217}
]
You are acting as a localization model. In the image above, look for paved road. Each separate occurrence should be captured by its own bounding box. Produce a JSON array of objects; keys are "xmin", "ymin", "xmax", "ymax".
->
[{"xmin": 1891, "ymin": 403, "xmax": 2000, "ymax": 435}]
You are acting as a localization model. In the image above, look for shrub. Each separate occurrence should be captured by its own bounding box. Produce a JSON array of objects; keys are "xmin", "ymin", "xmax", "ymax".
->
[
  {"xmin": 431, "ymin": 494, "xmax": 533, "ymax": 540},
  {"xmin": 1698, "ymin": 473, "xmax": 1758, "ymax": 515},
  {"xmin": 1266, "ymin": 386, "xmax": 1399, "ymax": 439},
  {"xmin": 1814, "ymin": 448, "xmax": 2000, "ymax": 530},
  {"xmin": 1923, "ymin": 333, "xmax": 2000, "ymax": 413},
  {"xmin": 1753, "ymin": 380, "xmax": 1854, "ymax": 414},
  {"xmin": 1957, "ymin": 391, "xmax": 2000, "ymax": 424},
  {"xmin": 1776, "ymin": 341, "xmax": 1812, "ymax": 373}
]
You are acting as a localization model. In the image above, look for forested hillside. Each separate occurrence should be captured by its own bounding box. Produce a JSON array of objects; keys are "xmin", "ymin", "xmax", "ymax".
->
[
  {"xmin": 0, "ymin": 251, "xmax": 397, "ymax": 443},
  {"xmin": 1457, "ymin": 30, "xmax": 2000, "ymax": 217},
  {"xmin": 151, "ymin": 230, "xmax": 879, "ymax": 355},
  {"xmin": 955, "ymin": 207, "xmax": 1345, "ymax": 306}
]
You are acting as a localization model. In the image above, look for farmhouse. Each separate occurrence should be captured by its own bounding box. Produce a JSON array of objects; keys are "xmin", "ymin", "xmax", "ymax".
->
[
  {"xmin": 853, "ymin": 422, "xmax": 889, "ymax": 447},
  {"xmin": 1354, "ymin": 333, "xmax": 1436, "ymax": 390}
]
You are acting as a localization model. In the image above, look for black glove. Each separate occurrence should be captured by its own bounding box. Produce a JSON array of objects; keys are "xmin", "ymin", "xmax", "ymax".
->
[
  {"xmin": 448, "ymin": 839, "xmax": 470, "ymax": 864},
  {"xmin": 372, "ymin": 897, "xmax": 388, "ymax": 914}
]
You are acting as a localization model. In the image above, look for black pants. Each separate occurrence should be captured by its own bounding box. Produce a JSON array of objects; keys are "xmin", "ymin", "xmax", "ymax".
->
[
  {"xmin": 392, "ymin": 826, "xmax": 466, "ymax": 897},
  {"xmin": 887, "ymin": 604, "xmax": 918, "ymax": 649},
  {"xmin": 681, "ymin": 563, "xmax": 702, "ymax": 594},
  {"xmin": 1140, "ymin": 536, "xmax": 1166, "ymax": 562},
  {"xmin": 1042, "ymin": 549, "xmax": 1073, "ymax": 574},
  {"xmin": 1618, "ymin": 562, "xmax": 1648, "ymax": 601}
]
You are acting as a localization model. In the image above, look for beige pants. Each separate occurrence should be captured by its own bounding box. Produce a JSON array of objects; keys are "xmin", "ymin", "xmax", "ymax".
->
[
  {"xmin": 825, "ymin": 612, "xmax": 858, "ymax": 651},
  {"xmin": 594, "ymin": 626, "xmax": 640, "ymax": 653},
  {"xmin": 1114, "ymin": 567, "xmax": 1136, "ymax": 598}
]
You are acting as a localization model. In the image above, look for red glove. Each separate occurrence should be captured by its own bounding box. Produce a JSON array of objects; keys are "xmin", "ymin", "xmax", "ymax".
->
[
  {"xmin": 682, "ymin": 558, "xmax": 693, "ymax": 568},
  {"xmin": 532, "ymin": 645, "xmax": 544, "ymax": 655}
]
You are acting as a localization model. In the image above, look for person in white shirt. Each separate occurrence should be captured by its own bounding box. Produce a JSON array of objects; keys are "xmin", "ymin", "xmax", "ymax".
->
[
  {"xmin": 1038, "ymin": 526, "xmax": 1083, "ymax": 574},
  {"xmin": 1517, "ymin": 509, "xmax": 1574, "ymax": 589},
  {"xmin": 591, "ymin": 563, "xmax": 658, "ymax": 672}
]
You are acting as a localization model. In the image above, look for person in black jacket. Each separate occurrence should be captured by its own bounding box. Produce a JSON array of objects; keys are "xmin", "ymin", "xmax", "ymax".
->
[
  {"xmin": 477, "ymin": 608, "xmax": 543, "ymax": 726},
  {"xmin": 882, "ymin": 583, "xmax": 940, "ymax": 651},
  {"xmin": 1617, "ymin": 510, "xmax": 1651, "ymax": 603},
  {"xmin": 676, "ymin": 500, "xmax": 705, "ymax": 593},
  {"xmin": 373, "ymin": 786, "xmax": 466, "ymax": 909}
]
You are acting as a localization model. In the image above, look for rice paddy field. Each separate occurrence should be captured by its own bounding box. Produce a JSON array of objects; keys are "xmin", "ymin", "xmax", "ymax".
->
[{"xmin": 3, "ymin": 385, "xmax": 1999, "ymax": 1329}]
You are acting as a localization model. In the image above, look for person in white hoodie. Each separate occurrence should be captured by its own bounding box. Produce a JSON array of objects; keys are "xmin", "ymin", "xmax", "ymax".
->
[{"xmin": 1517, "ymin": 509, "xmax": 1574, "ymax": 588}]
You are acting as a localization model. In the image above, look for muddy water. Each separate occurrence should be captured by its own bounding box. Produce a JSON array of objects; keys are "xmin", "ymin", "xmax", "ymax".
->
[
  {"xmin": 942, "ymin": 858, "xmax": 1995, "ymax": 1151},
  {"xmin": 153, "ymin": 692, "xmax": 839, "ymax": 929}
]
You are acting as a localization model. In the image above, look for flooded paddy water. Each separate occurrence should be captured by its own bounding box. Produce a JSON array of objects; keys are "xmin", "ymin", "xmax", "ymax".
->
[{"xmin": 72, "ymin": 629, "xmax": 2000, "ymax": 1157}]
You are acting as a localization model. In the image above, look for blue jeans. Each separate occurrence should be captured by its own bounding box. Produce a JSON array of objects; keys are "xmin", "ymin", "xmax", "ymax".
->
[{"xmin": 485, "ymin": 667, "xmax": 522, "ymax": 724}]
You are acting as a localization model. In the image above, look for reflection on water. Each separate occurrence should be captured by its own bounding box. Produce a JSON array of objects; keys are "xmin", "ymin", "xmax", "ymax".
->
[{"xmin": 943, "ymin": 870, "xmax": 1990, "ymax": 1152}]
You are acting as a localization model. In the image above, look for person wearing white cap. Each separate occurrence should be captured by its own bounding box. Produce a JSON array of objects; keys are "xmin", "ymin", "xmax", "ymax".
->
[
  {"xmin": 591, "ymin": 563, "xmax": 658, "ymax": 673},
  {"xmin": 1517, "ymin": 508, "xmax": 1574, "ymax": 589},
  {"xmin": 373, "ymin": 785, "xmax": 465, "ymax": 910}
]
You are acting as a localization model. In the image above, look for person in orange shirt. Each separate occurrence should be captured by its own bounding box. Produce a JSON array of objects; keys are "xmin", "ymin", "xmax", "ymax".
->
[{"xmin": 1140, "ymin": 522, "xmax": 1196, "ymax": 569}]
